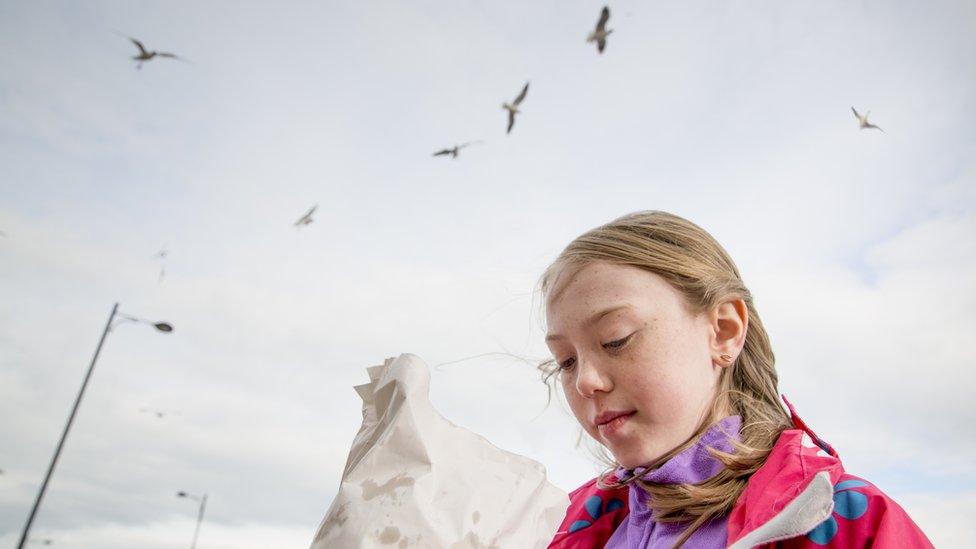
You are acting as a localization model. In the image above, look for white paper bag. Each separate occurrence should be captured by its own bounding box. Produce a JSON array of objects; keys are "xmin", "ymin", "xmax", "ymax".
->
[{"xmin": 310, "ymin": 353, "xmax": 568, "ymax": 549}]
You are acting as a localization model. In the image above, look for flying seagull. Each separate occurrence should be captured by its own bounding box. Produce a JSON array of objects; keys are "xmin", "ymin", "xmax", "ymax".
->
[
  {"xmin": 502, "ymin": 82, "xmax": 530, "ymax": 135},
  {"xmin": 295, "ymin": 204, "xmax": 317, "ymax": 228},
  {"xmin": 432, "ymin": 141, "xmax": 483, "ymax": 159},
  {"xmin": 154, "ymin": 247, "xmax": 168, "ymax": 284},
  {"xmin": 851, "ymin": 107, "xmax": 884, "ymax": 132},
  {"xmin": 587, "ymin": 6, "xmax": 613, "ymax": 54},
  {"xmin": 125, "ymin": 36, "xmax": 184, "ymax": 69},
  {"xmin": 140, "ymin": 408, "xmax": 181, "ymax": 419}
]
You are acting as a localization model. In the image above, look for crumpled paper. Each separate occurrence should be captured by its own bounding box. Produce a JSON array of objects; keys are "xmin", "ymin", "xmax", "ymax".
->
[{"xmin": 310, "ymin": 353, "xmax": 568, "ymax": 549}]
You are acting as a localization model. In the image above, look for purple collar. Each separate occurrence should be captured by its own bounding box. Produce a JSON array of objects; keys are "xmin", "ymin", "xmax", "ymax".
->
[
  {"xmin": 604, "ymin": 415, "xmax": 742, "ymax": 549},
  {"xmin": 617, "ymin": 415, "xmax": 742, "ymax": 488}
]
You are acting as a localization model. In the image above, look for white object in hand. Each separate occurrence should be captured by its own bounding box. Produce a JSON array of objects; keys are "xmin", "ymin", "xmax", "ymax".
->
[{"xmin": 310, "ymin": 354, "xmax": 568, "ymax": 549}]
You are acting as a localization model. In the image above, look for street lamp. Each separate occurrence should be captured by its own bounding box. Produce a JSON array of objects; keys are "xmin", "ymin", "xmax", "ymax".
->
[
  {"xmin": 16, "ymin": 303, "xmax": 173, "ymax": 549},
  {"xmin": 177, "ymin": 491, "xmax": 208, "ymax": 549},
  {"xmin": 114, "ymin": 312, "xmax": 173, "ymax": 333}
]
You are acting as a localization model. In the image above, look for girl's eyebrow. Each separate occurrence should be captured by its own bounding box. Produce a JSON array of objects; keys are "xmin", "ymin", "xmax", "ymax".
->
[{"xmin": 545, "ymin": 304, "xmax": 633, "ymax": 342}]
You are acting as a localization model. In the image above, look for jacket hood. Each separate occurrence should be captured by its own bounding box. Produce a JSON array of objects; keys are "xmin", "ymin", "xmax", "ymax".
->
[{"xmin": 726, "ymin": 396, "xmax": 844, "ymax": 548}]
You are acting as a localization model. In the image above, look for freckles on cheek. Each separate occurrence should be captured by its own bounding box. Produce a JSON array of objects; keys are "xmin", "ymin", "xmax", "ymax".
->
[
  {"xmin": 564, "ymin": 389, "xmax": 592, "ymax": 429},
  {"xmin": 563, "ymin": 388, "xmax": 583, "ymax": 415},
  {"xmin": 625, "ymin": 369, "xmax": 682, "ymax": 418}
]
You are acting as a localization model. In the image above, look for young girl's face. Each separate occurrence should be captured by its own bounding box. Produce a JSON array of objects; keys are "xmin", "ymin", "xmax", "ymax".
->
[{"xmin": 545, "ymin": 261, "xmax": 730, "ymax": 469}]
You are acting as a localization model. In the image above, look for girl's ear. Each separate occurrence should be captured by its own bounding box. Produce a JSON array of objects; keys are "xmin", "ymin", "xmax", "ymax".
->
[{"xmin": 710, "ymin": 298, "xmax": 748, "ymax": 367}]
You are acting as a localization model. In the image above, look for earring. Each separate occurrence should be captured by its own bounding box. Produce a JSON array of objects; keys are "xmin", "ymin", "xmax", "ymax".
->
[{"xmin": 720, "ymin": 354, "xmax": 733, "ymax": 363}]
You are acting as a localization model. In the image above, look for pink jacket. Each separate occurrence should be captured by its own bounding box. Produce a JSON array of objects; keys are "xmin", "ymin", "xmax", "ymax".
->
[{"xmin": 548, "ymin": 399, "xmax": 933, "ymax": 548}]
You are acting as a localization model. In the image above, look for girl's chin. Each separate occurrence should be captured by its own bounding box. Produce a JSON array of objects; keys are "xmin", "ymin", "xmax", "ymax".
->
[
  {"xmin": 610, "ymin": 450, "xmax": 645, "ymax": 470},
  {"xmin": 616, "ymin": 458, "xmax": 641, "ymax": 470},
  {"xmin": 612, "ymin": 446, "xmax": 670, "ymax": 470}
]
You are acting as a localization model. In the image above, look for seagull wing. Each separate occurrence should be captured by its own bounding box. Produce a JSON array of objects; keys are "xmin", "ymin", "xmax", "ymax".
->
[
  {"xmin": 598, "ymin": 38, "xmax": 607, "ymax": 53},
  {"xmin": 433, "ymin": 149, "xmax": 453, "ymax": 156},
  {"xmin": 507, "ymin": 110, "xmax": 516, "ymax": 134},
  {"xmin": 158, "ymin": 52, "xmax": 190, "ymax": 64},
  {"xmin": 130, "ymin": 37, "xmax": 149, "ymax": 56},
  {"xmin": 513, "ymin": 82, "xmax": 529, "ymax": 105},
  {"xmin": 851, "ymin": 106, "xmax": 861, "ymax": 119},
  {"xmin": 298, "ymin": 205, "xmax": 318, "ymax": 224},
  {"xmin": 596, "ymin": 6, "xmax": 610, "ymax": 32},
  {"xmin": 867, "ymin": 123, "xmax": 884, "ymax": 132}
]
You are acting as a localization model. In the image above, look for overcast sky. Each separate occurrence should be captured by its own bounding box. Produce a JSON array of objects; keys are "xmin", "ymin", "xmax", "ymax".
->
[{"xmin": 1, "ymin": 0, "xmax": 974, "ymax": 547}]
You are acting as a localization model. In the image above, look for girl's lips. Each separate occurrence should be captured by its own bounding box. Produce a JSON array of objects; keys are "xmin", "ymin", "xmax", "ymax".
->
[{"xmin": 596, "ymin": 411, "xmax": 636, "ymax": 440}]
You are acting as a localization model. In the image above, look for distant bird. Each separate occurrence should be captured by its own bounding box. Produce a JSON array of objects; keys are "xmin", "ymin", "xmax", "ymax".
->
[
  {"xmin": 125, "ymin": 36, "xmax": 184, "ymax": 69},
  {"xmin": 587, "ymin": 6, "xmax": 613, "ymax": 54},
  {"xmin": 432, "ymin": 141, "xmax": 483, "ymax": 159},
  {"xmin": 851, "ymin": 107, "xmax": 884, "ymax": 132},
  {"xmin": 154, "ymin": 247, "xmax": 168, "ymax": 283},
  {"xmin": 502, "ymin": 82, "xmax": 530, "ymax": 135},
  {"xmin": 295, "ymin": 204, "xmax": 317, "ymax": 228},
  {"xmin": 140, "ymin": 408, "xmax": 180, "ymax": 419}
]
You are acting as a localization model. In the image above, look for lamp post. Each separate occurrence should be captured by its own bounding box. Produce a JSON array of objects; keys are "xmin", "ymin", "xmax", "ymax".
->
[
  {"xmin": 16, "ymin": 303, "xmax": 173, "ymax": 549},
  {"xmin": 177, "ymin": 491, "xmax": 208, "ymax": 549}
]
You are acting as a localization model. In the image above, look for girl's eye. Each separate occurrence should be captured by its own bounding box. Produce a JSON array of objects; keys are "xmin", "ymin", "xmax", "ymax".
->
[
  {"xmin": 557, "ymin": 333, "xmax": 634, "ymax": 372},
  {"xmin": 602, "ymin": 333, "xmax": 633, "ymax": 350}
]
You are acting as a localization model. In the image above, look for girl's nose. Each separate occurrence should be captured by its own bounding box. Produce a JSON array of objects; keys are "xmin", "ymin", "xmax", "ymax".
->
[{"xmin": 574, "ymin": 357, "xmax": 613, "ymax": 398}]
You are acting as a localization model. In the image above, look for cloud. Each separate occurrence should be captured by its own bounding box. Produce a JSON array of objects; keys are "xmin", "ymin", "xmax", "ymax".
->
[
  {"xmin": 0, "ymin": 519, "xmax": 314, "ymax": 549},
  {"xmin": 897, "ymin": 491, "xmax": 976, "ymax": 547},
  {"xmin": 1, "ymin": 0, "xmax": 973, "ymax": 546}
]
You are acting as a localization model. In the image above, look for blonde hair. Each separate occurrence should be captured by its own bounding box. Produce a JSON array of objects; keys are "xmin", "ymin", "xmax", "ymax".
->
[{"xmin": 537, "ymin": 211, "xmax": 791, "ymax": 548}]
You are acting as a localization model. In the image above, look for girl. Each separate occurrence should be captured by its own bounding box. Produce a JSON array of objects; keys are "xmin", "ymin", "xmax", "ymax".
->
[{"xmin": 541, "ymin": 211, "xmax": 932, "ymax": 548}]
